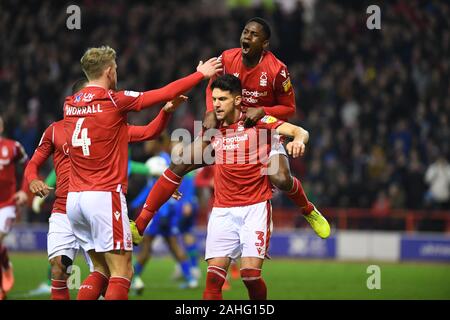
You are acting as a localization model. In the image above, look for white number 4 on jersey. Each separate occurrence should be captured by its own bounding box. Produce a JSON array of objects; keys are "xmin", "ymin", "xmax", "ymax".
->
[{"xmin": 72, "ymin": 118, "xmax": 91, "ymax": 156}]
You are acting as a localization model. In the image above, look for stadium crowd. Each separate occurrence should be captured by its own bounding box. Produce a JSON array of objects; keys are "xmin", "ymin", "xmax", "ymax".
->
[{"xmin": 1, "ymin": 0, "xmax": 449, "ymax": 218}]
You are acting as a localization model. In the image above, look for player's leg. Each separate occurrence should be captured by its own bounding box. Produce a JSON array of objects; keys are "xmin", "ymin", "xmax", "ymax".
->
[
  {"xmin": 203, "ymin": 207, "xmax": 240, "ymax": 300},
  {"xmin": 183, "ymin": 233, "xmax": 201, "ymax": 279},
  {"xmin": 0, "ymin": 206, "xmax": 16, "ymax": 299},
  {"xmin": 165, "ymin": 235, "xmax": 197, "ymax": 288},
  {"xmin": 67, "ymin": 191, "xmax": 111, "ymax": 300},
  {"xmin": 240, "ymin": 201, "xmax": 273, "ymax": 300},
  {"xmin": 47, "ymin": 212, "xmax": 82, "ymax": 300},
  {"xmin": 84, "ymin": 191, "xmax": 133, "ymax": 300},
  {"xmin": 132, "ymin": 234, "xmax": 154, "ymax": 294},
  {"xmin": 135, "ymin": 138, "xmax": 212, "ymax": 233},
  {"xmin": 268, "ymin": 152, "xmax": 330, "ymax": 239}
]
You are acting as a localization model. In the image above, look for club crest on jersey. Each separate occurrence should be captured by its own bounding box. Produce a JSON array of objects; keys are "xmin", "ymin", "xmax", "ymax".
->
[
  {"xmin": 237, "ymin": 121, "xmax": 245, "ymax": 132},
  {"xmin": 260, "ymin": 72, "xmax": 268, "ymax": 86},
  {"xmin": 1, "ymin": 146, "xmax": 8, "ymax": 157},
  {"xmin": 260, "ymin": 115, "xmax": 277, "ymax": 124}
]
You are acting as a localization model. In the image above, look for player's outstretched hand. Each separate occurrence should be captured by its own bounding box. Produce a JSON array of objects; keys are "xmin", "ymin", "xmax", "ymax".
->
[
  {"xmin": 163, "ymin": 95, "xmax": 188, "ymax": 113},
  {"xmin": 130, "ymin": 220, "xmax": 144, "ymax": 245},
  {"xmin": 13, "ymin": 190, "xmax": 28, "ymax": 206},
  {"xmin": 286, "ymin": 140, "xmax": 306, "ymax": 158},
  {"xmin": 197, "ymin": 57, "xmax": 223, "ymax": 79},
  {"xmin": 203, "ymin": 111, "xmax": 218, "ymax": 129},
  {"xmin": 29, "ymin": 179, "xmax": 53, "ymax": 198}
]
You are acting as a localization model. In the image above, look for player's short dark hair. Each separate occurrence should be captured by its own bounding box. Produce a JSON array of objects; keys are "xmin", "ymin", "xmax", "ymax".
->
[
  {"xmin": 210, "ymin": 74, "xmax": 242, "ymax": 96},
  {"xmin": 246, "ymin": 17, "xmax": 271, "ymax": 40},
  {"xmin": 71, "ymin": 78, "xmax": 88, "ymax": 94}
]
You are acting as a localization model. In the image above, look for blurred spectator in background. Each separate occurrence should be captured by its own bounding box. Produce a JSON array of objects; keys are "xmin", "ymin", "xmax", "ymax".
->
[{"xmin": 424, "ymin": 154, "xmax": 450, "ymax": 210}]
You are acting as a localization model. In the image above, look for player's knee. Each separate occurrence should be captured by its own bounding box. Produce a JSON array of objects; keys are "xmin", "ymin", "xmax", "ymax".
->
[{"xmin": 269, "ymin": 170, "xmax": 292, "ymax": 191}]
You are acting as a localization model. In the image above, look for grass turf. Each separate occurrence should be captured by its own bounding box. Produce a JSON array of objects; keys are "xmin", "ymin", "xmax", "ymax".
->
[{"xmin": 6, "ymin": 252, "xmax": 450, "ymax": 300}]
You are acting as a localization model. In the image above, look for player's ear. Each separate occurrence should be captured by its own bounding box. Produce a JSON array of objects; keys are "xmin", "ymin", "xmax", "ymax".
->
[
  {"xmin": 262, "ymin": 39, "xmax": 269, "ymax": 50},
  {"xmin": 234, "ymin": 95, "xmax": 242, "ymax": 106}
]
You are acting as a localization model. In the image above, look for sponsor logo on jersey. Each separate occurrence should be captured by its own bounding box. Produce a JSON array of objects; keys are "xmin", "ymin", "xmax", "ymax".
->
[
  {"xmin": 282, "ymin": 77, "xmax": 291, "ymax": 92},
  {"xmin": 260, "ymin": 115, "xmax": 278, "ymax": 124},
  {"xmin": 124, "ymin": 90, "xmax": 140, "ymax": 97},
  {"xmin": 242, "ymin": 89, "xmax": 268, "ymax": 98},
  {"xmin": 260, "ymin": 72, "xmax": 268, "ymax": 86},
  {"xmin": 82, "ymin": 93, "xmax": 95, "ymax": 102}
]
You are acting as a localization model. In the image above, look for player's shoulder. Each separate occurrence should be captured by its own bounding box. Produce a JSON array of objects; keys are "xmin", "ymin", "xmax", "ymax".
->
[
  {"xmin": 263, "ymin": 50, "xmax": 288, "ymax": 71},
  {"xmin": 67, "ymin": 86, "xmax": 108, "ymax": 104},
  {"xmin": 221, "ymin": 48, "xmax": 241, "ymax": 62}
]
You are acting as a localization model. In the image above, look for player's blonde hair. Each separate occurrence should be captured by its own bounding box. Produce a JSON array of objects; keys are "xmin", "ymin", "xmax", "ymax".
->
[{"xmin": 80, "ymin": 45, "xmax": 116, "ymax": 80}]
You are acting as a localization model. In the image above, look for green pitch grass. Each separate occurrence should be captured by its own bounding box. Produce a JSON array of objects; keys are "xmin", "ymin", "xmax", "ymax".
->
[{"xmin": 7, "ymin": 253, "xmax": 450, "ymax": 300}]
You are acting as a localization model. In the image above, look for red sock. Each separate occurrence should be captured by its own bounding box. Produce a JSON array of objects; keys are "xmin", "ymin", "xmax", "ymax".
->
[
  {"xmin": 286, "ymin": 177, "xmax": 314, "ymax": 214},
  {"xmin": 51, "ymin": 279, "xmax": 70, "ymax": 300},
  {"xmin": 105, "ymin": 277, "xmax": 130, "ymax": 300},
  {"xmin": 241, "ymin": 268, "xmax": 267, "ymax": 300},
  {"xmin": 77, "ymin": 271, "xmax": 109, "ymax": 300},
  {"xmin": 135, "ymin": 169, "xmax": 182, "ymax": 234},
  {"xmin": 203, "ymin": 266, "xmax": 227, "ymax": 300}
]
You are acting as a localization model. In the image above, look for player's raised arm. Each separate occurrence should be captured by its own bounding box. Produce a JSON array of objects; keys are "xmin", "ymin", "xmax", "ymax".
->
[
  {"xmin": 137, "ymin": 58, "xmax": 222, "ymax": 110},
  {"xmin": 127, "ymin": 96, "xmax": 188, "ymax": 143},
  {"xmin": 276, "ymin": 122, "xmax": 309, "ymax": 158}
]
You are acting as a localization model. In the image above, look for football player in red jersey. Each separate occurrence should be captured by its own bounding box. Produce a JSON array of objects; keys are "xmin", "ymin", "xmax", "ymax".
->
[
  {"xmin": 0, "ymin": 116, "xmax": 28, "ymax": 300},
  {"xmin": 136, "ymin": 18, "xmax": 330, "ymax": 242},
  {"xmin": 24, "ymin": 78, "xmax": 187, "ymax": 300},
  {"xmin": 202, "ymin": 75, "xmax": 309, "ymax": 300},
  {"xmin": 63, "ymin": 46, "xmax": 221, "ymax": 300}
]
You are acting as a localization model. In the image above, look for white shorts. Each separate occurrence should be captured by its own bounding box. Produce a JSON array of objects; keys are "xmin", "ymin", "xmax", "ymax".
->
[
  {"xmin": 47, "ymin": 213, "xmax": 94, "ymax": 272},
  {"xmin": 205, "ymin": 200, "xmax": 273, "ymax": 261},
  {"xmin": 269, "ymin": 134, "xmax": 287, "ymax": 158},
  {"xmin": 66, "ymin": 191, "xmax": 133, "ymax": 253},
  {"xmin": 0, "ymin": 206, "xmax": 16, "ymax": 234}
]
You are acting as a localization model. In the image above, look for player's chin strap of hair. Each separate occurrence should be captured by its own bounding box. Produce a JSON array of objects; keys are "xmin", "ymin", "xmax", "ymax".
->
[{"xmin": 61, "ymin": 255, "xmax": 74, "ymax": 274}]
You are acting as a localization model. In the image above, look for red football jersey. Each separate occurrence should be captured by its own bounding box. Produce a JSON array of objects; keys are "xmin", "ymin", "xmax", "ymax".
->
[
  {"xmin": 211, "ymin": 113, "xmax": 284, "ymax": 207},
  {"xmin": 26, "ymin": 121, "xmax": 70, "ymax": 213},
  {"xmin": 63, "ymin": 86, "xmax": 145, "ymax": 193},
  {"xmin": 206, "ymin": 48, "xmax": 296, "ymax": 120},
  {"xmin": 0, "ymin": 137, "xmax": 28, "ymax": 209}
]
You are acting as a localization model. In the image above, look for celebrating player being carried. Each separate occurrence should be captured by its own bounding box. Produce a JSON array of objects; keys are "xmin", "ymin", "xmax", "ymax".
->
[
  {"xmin": 135, "ymin": 17, "xmax": 329, "ymax": 240},
  {"xmin": 203, "ymin": 74, "xmax": 309, "ymax": 300},
  {"xmin": 63, "ymin": 46, "xmax": 221, "ymax": 300},
  {"xmin": 24, "ymin": 78, "xmax": 188, "ymax": 300}
]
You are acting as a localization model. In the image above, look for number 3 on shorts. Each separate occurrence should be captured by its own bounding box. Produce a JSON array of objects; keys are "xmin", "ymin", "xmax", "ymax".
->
[
  {"xmin": 72, "ymin": 118, "xmax": 92, "ymax": 156},
  {"xmin": 255, "ymin": 231, "xmax": 265, "ymax": 247}
]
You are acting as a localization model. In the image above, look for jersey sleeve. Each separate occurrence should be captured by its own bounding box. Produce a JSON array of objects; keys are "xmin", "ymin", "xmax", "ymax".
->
[
  {"xmin": 109, "ymin": 90, "xmax": 144, "ymax": 113},
  {"xmin": 205, "ymin": 53, "xmax": 226, "ymax": 113},
  {"xmin": 13, "ymin": 141, "xmax": 28, "ymax": 163},
  {"xmin": 24, "ymin": 125, "xmax": 54, "ymax": 183},
  {"xmin": 263, "ymin": 66, "xmax": 296, "ymax": 119},
  {"xmin": 127, "ymin": 109, "xmax": 171, "ymax": 143},
  {"xmin": 256, "ymin": 115, "xmax": 285, "ymax": 130}
]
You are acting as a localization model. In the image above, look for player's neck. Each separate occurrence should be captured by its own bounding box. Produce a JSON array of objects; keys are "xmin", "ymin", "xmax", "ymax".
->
[
  {"xmin": 223, "ymin": 109, "xmax": 241, "ymax": 127},
  {"xmin": 242, "ymin": 52, "xmax": 264, "ymax": 68},
  {"xmin": 86, "ymin": 78, "xmax": 110, "ymax": 90}
]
